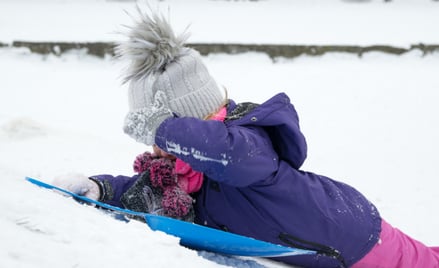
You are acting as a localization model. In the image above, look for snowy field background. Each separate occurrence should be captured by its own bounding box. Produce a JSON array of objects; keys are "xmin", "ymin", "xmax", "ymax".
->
[{"xmin": 1, "ymin": 0, "xmax": 438, "ymax": 267}]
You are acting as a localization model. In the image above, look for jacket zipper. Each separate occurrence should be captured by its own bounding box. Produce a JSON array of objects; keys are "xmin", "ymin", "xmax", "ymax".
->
[{"xmin": 278, "ymin": 232, "xmax": 347, "ymax": 268}]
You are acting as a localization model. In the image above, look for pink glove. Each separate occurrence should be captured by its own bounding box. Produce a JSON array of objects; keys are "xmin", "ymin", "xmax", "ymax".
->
[{"xmin": 52, "ymin": 173, "xmax": 101, "ymax": 200}]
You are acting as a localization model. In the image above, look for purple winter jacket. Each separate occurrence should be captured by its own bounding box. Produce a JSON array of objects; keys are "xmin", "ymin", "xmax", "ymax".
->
[
  {"xmin": 93, "ymin": 93, "xmax": 381, "ymax": 267},
  {"xmin": 154, "ymin": 93, "xmax": 381, "ymax": 268}
]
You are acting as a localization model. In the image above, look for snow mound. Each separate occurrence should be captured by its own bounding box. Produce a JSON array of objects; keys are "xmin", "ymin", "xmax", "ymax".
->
[{"xmin": 0, "ymin": 118, "xmax": 47, "ymax": 140}]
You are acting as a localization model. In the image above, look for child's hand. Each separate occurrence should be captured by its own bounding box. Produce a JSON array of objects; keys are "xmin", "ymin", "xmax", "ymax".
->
[{"xmin": 52, "ymin": 173, "xmax": 101, "ymax": 200}]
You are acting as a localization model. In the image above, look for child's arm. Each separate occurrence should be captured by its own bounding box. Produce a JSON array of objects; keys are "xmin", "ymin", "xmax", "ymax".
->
[
  {"xmin": 89, "ymin": 174, "xmax": 140, "ymax": 208},
  {"xmin": 52, "ymin": 173, "xmax": 139, "ymax": 208},
  {"xmin": 155, "ymin": 118, "xmax": 279, "ymax": 187}
]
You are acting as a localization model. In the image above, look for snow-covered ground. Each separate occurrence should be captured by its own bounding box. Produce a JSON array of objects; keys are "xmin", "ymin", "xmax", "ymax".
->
[{"xmin": 1, "ymin": 0, "xmax": 438, "ymax": 267}]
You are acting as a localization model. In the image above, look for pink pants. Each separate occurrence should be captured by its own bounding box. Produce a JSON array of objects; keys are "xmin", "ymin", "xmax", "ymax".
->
[{"xmin": 352, "ymin": 220, "xmax": 439, "ymax": 268}]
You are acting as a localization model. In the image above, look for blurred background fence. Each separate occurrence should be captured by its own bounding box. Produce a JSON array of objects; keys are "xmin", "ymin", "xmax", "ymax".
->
[{"xmin": 6, "ymin": 41, "xmax": 439, "ymax": 59}]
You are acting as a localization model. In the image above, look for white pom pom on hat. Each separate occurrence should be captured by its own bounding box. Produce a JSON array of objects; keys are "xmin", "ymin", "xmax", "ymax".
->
[
  {"xmin": 116, "ymin": 6, "xmax": 190, "ymax": 82},
  {"xmin": 116, "ymin": 6, "xmax": 224, "ymax": 144}
]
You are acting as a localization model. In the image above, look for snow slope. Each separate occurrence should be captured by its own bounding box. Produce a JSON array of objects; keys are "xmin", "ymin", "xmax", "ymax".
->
[{"xmin": 1, "ymin": 1, "xmax": 438, "ymax": 267}]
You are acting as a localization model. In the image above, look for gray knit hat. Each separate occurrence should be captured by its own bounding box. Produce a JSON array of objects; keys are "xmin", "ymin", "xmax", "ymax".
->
[{"xmin": 116, "ymin": 8, "xmax": 224, "ymax": 145}]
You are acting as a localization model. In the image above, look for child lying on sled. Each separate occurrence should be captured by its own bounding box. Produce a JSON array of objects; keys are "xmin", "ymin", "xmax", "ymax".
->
[{"xmin": 53, "ymin": 8, "xmax": 439, "ymax": 268}]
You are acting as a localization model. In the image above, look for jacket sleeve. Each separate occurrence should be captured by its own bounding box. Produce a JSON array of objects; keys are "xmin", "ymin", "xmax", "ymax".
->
[
  {"xmin": 155, "ymin": 117, "xmax": 279, "ymax": 187},
  {"xmin": 89, "ymin": 174, "xmax": 139, "ymax": 208}
]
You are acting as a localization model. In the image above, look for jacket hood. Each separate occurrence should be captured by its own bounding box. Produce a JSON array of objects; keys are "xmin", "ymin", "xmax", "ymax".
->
[{"xmin": 226, "ymin": 92, "xmax": 308, "ymax": 169}]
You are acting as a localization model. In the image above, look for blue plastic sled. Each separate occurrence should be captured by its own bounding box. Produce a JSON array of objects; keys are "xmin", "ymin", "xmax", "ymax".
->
[{"xmin": 26, "ymin": 177, "xmax": 316, "ymax": 257}]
